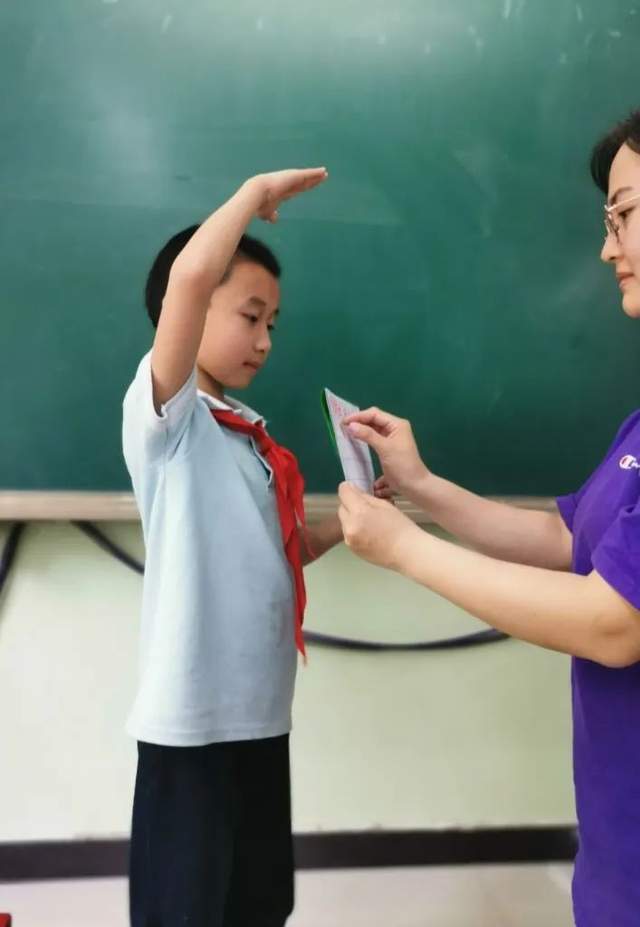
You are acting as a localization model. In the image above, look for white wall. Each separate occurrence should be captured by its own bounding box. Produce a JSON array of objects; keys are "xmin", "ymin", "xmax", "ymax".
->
[{"xmin": 0, "ymin": 521, "xmax": 575, "ymax": 842}]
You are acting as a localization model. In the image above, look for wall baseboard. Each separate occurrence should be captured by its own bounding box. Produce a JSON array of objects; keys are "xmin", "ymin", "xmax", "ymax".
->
[{"xmin": 0, "ymin": 827, "xmax": 577, "ymax": 882}]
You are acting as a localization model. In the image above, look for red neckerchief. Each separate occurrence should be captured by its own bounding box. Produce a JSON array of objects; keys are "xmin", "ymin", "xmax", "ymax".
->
[{"xmin": 211, "ymin": 408, "xmax": 308, "ymax": 660}]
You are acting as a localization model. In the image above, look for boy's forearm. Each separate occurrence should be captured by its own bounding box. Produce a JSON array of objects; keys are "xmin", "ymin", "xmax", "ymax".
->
[
  {"xmin": 406, "ymin": 473, "xmax": 571, "ymax": 570},
  {"xmin": 301, "ymin": 515, "xmax": 343, "ymax": 565},
  {"xmin": 151, "ymin": 179, "xmax": 263, "ymax": 409},
  {"xmin": 170, "ymin": 179, "xmax": 263, "ymax": 295}
]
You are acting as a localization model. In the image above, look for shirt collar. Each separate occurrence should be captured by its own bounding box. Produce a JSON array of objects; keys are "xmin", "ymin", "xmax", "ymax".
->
[{"xmin": 197, "ymin": 390, "xmax": 265, "ymax": 426}]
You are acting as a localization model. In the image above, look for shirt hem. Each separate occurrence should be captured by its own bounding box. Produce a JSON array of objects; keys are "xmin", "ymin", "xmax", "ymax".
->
[{"xmin": 126, "ymin": 717, "xmax": 293, "ymax": 747}]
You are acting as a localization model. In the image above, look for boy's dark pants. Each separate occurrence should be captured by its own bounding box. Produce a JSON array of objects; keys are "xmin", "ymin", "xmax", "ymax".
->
[{"xmin": 129, "ymin": 734, "xmax": 294, "ymax": 927}]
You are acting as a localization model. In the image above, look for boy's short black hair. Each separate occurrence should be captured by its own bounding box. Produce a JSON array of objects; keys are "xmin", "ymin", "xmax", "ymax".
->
[
  {"xmin": 590, "ymin": 109, "xmax": 640, "ymax": 194},
  {"xmin": 144, "ymin": 228, "xmax": 281, "ymax": 329}
]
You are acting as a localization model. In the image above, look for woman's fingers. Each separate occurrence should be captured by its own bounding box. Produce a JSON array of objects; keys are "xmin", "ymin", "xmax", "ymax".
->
[
  {"xmin": 343, "ymin": 406, "xmax": 399, "ymax": 435},
  {"xmin": 344, "ymin": 421, "xmax": 385, "ymax": 452}
]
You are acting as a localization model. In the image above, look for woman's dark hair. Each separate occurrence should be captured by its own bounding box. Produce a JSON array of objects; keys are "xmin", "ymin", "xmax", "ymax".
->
[
  {"xmin": 144, "ymin": 228, "xmax": 281, "ymax": 328},
  {"xmin": 590, "ymin": 109, "xmax": 640, "ymax": 194}
]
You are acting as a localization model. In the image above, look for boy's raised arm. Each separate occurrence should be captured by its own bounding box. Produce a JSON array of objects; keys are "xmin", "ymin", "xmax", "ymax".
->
[{"xmin": 150, "ymin": 168, "xmax": 328, "ymax": 411}]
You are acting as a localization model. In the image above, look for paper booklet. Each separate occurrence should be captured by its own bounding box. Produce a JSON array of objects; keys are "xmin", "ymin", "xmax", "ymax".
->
[{"xmin": 322, "ymin": 388, "xmax": 375, "ymax": 493}]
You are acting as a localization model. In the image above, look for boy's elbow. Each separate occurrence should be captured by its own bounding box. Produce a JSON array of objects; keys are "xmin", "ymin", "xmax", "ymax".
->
[{"xmin": 168, "ymin": 257, "xmax": 212, "ymax": 296}]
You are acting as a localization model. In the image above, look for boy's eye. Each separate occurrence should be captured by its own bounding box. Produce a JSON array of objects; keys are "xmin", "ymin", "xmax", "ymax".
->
[
  {"xmin": 243, "ymin": 314, "xmax": 259, "ymax": 324},
  {"xmin": 619, "ymin": 208, "xmax": 634, "ymax": 223},
  {"xmin": 268, "ymin": 324, "xmax": 276, "ymax": 332}
]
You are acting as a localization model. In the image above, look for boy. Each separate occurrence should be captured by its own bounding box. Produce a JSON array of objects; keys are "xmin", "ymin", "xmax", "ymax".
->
[{"xmin": 123, "ymin": 168, "xmax": 343, "ymax": 927}]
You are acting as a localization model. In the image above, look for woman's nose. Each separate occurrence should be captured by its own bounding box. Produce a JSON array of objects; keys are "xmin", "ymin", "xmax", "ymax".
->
[{"xmin": 601, "ymin": 228, "xmax": 620, "ymax": 263}]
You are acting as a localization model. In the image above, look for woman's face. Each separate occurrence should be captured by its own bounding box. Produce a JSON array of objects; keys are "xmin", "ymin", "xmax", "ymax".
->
[{"xmin": 601, "ymin": 143, "xmax": 640, "ymax": 318}]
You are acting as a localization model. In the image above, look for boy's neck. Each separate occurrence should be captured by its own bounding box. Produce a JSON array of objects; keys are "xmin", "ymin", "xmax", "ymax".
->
[{"xmin": 196, "ymin": 367, "xmax": 225, "ymax": 402}]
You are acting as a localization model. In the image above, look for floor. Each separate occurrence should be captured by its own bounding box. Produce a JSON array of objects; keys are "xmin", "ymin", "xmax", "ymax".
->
[{"xmin": 0, "ymin": 862, "xmax": 574, "ymax": 926}]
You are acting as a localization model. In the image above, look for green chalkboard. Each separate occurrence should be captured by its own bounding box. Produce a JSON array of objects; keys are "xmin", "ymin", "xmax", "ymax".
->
[{"xmin": 2, "ymin": 1, "xmax": 640, "ymax": 494}]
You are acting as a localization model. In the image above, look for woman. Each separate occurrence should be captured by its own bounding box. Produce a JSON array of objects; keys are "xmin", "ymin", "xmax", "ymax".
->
[{"xmin": 338, "ymin": 111, "xmax": 640, "ymax": 927}]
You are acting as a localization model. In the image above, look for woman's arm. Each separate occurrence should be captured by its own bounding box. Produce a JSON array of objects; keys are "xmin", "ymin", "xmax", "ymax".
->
[
  {"xmin": 348, "ymin": 408, "xmax": 572, "ymax": 570},
  {"xmin": 338, "ymin": 483, "xmax": 640, "ymax": 669},
  {"xmin": 407, "ymin": 473, "xmax": 573, "ymax": 570}
]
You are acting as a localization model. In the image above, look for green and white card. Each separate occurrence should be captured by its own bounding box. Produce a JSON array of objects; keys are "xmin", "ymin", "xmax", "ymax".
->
[{"xmin": 322, "ymin": 388, "xmax": 375, "ymax": 492}]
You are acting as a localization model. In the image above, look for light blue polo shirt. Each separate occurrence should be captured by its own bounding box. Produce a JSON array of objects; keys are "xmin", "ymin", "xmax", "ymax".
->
[{"xmin": 122, "ymin": 352, "xmax": 297, "ymax": 746}]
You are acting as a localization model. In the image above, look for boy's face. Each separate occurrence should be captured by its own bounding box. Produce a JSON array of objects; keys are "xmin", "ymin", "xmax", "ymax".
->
[{"xmin": 196, "ymin": 258, "xmax": 280, "ymax": 395}]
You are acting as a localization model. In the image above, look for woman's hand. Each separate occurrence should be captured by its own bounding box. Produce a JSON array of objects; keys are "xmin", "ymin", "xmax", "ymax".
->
[
  {"xmin": 373, "ymin": 474, "xmax": 398, "ymax": 502},
  {"xmin": 338, "ymin": 482, "xmax": 419, "ymax": 570},
  {"xmin": 343, "ymin": 407, "xmax": 430, "ymax": 496}
]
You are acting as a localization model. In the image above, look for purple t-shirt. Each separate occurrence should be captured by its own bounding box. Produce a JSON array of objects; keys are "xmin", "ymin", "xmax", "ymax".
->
[{"xmin": 557, "ymin": 409, "xmax": 640, "ymax": 927}]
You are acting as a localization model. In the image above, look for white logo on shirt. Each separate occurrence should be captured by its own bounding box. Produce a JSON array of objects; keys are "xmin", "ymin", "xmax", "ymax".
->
[{"xmin": 619, "ymin": 454, "xmax": 640, "ymax": 470}]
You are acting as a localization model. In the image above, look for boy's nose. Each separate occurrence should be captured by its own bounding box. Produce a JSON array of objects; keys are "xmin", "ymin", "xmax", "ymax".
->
[{"xmin": 256, "ymin": 328, "xmax": 272, "ymax": 353}]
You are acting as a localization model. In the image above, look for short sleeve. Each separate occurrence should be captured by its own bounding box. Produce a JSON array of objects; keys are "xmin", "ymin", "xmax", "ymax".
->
[
  {"xmin": 592, "ymin": 500, "xmax": 640, "ymax": 611},
  {"xmin": 556, "ymin": 411, "xmax": 640, "ymax": 533},
  {"xmin": 556, "ymin": 492, "xmax": 578, "ymax": 533},
  {"xmin": 122, "ymin": 351, "xmax": 197, "ymax": 468},
  {"xmin": 557, "ymin": 471, "xmax": 600, "ymax": 533}
]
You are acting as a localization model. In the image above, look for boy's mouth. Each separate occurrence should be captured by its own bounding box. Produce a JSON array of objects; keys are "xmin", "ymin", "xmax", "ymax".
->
[{"xmin": 243, "ymin": 361, "xmax": 262, "ymax": 372}]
